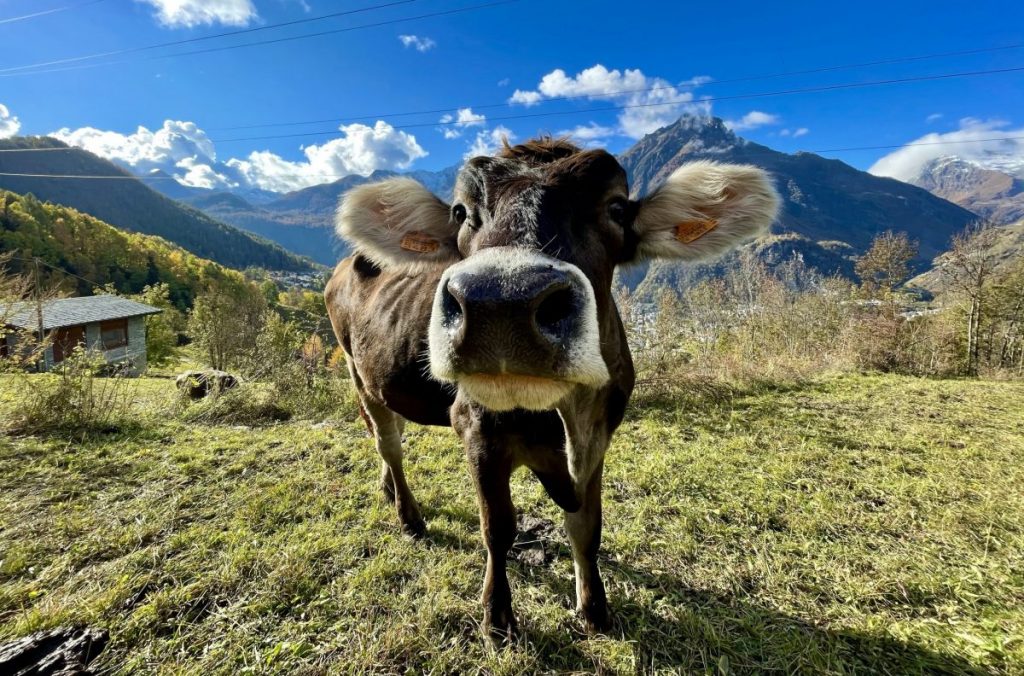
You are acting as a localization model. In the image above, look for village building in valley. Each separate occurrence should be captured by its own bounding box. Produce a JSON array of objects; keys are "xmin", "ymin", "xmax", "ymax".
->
[{"xmin": 2, "ymin": 295, "xmax": 161, "ymax": 375}]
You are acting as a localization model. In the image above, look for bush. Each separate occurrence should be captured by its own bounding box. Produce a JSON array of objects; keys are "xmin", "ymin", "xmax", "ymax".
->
[
  {"xmin": 178, "ymin": 308, "xmax": 355, "ymax": 424},
  {"xmin": 177, "ymin": 383, "xmax": 291, "ymax": 426},
  {"xmin": 620, "ymin": 249, "xmax": 983, "ymax": 401},
  {"xmin": 4, "ymin": 348, "xmax": 135, "ymax": 436}
]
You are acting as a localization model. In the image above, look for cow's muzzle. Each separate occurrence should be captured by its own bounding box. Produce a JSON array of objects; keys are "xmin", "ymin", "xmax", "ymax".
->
[{"xmin": 428, "ymin": 247, "xmax": 610, "ymax": 411}]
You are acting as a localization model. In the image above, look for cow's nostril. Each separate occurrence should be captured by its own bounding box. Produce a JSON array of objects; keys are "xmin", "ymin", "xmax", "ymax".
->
[
  {"xmin": 534, "ymin": 286, "xmax": 576, "ymax": 337},
  {"xmin": 441, "ymin": 280, "xmax": 464, "ymax": 325}
]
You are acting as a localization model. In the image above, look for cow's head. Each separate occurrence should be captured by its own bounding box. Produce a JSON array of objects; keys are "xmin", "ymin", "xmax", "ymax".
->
[{"xmin": 338, "ymin": 138, "xmax": 779, "ymax": 411}]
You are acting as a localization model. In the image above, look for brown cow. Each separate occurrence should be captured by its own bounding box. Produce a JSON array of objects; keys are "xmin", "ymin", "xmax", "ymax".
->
[{"xmin": 325, "ymin": 138, "xmax": 779, "ymax": 642}]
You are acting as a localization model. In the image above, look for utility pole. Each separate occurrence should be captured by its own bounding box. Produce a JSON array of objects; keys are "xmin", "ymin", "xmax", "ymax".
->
[{"xmin": 33, "ymin": 257, "xmax": 45, "ymax": 370}]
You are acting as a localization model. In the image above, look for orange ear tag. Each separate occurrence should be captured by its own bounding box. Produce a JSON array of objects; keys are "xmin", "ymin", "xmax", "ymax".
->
[
  {"xmin": 675, "ymin": 218, "xmax": 719, "ymax": 243},
  {"xmin": 400, "ymin": 232, "xmax": 440, "ymax": 253}
]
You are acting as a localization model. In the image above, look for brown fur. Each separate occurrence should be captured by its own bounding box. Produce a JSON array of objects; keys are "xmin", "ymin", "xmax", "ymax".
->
[{"xmin": 327, "ymin": 136, "xmax": 779, "ymax": 643}]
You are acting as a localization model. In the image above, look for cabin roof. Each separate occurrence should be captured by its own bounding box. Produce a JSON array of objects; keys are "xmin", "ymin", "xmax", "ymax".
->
[{"xmin": 4, "ymin": 295, "xmax": 162, "ymax": 331}]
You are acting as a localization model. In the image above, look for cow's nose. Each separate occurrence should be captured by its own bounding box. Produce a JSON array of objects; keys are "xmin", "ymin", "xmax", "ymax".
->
[{"xmin": 440, "ymin": 266, "xmax": 582, "ymax": 370}]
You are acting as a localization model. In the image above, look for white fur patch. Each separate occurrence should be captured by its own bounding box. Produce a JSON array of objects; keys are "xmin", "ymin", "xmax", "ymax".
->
[
  {"xmin": 459, "ymin": 374, "xmax": 575, "ymax": 412},
  {"xmin": 336, "ymin": 177, "xmax": 458, "ymax": 268},
  {"xmin": 633, "ymin": 161, "xmax": 780, "ymax": 262},
  {"xmin": 428, "ymin": 247, "xmax": 610, "ymax": 410}
]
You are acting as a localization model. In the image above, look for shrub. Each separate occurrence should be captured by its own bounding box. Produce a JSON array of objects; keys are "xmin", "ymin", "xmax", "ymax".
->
[
  {"xmin": 4, "ymin": 348, "xmax": 135, "ymax": 436},
  {"xmin": 177, "ymin": 383, "xmax": 291, "ymax": 426}
]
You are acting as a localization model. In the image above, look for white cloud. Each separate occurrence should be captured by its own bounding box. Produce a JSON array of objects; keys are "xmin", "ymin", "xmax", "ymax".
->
[
  {"xmin": 679, "ymin": 75, "xmax": 714, "ymax": 88},
  {"xmin": 51, "ymin": 120, "xmax": 232, "ymax": 188},
  {"xmin": 0, "ymin": 103, "xmax": 20, "ymax": 139},
  {"xmin": 925, "ymin": 113, "xmax": 944, "ymax": 124},
  {"xmin": 398, "ymin": 34, "xmax": 436, "ymax": 52},
  {"xmin": 869, "ymin": 117, "xmax": 1024, "ymax": 181},
  {"xmin": 509, "ymin": 89, "xmax": 543, "ymax": 106},
  {"xmin": 508, "ymin": 64, "xmax": 711, "ymax": 138},
  {"xmin": 439, "ymin": 108, "xmax": 487, "ymax": 139},
  {"xmin": 497, "ymin": 78, "xmax": 510, "ymax": 87},
  {"xmin": 466, "ymin": 126, "xmax": 515, "ymax": 159},
  {"xmin": 725, "ymin": 111, "xmax": 780, "ymax": 131},
  {"xmin": 136, "ymin": 0, "xmax": 257, "ymax": 28},
  {"xmin": 779, "ymin": 127, "xmax": 809, "ymax": 138},
  {"xmin": 52, "ymin": 118, "xmax": 428, "ymax": 193},
  {"xmin": 227, "ymin": 121, "xmax": 427, "ymax": 192},
  {"xmin": 555, "ymin": 122, "xmax": 616, "ymax": 144}
]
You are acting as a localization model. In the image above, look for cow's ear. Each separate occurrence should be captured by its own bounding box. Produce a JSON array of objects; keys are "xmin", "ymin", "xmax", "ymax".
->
[
  {"xmin": 629, "ymin": 161, "xmax": 779, "ymax": 262},
  {"xmin": 336, "ymin": 178, "xmax": 458, "ymax": 267}
]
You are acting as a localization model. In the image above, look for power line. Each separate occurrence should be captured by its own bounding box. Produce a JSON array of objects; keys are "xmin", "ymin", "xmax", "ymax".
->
[
  {"xmin": 2, "ymin": 137, "xmax": 1023, "ymax": 181},
  {"xmin": 0, "ymin": 0, "xmax": 420, "ymax": 74},
  {"xmin": 0, "ymin": 172, "xmax": 181, "ymax": 179},
  {"xmin": 207, "ymin": 42, "xmax": 1024, "ymax": 132},
  {"xmin": 8, "ymin": 255, "xmax": 103, "ymax": 289},
  {"xmin": 0, "ymin": 0, "xmax": 523, "ymax": 78},
  {"xmin": 0, "ymin": 147, "xmax": 88, "ymax": 153},
  {"xmin": 2, "ymin": 65, "xmax": 1022, "ymax": 157},
  {"xmin": 206, "ymin": 65, "xmax": 1024, "ymax": 143},
  {"xmin": 0, "ymin": 0, "xmax": 108, "ymax": 26}
]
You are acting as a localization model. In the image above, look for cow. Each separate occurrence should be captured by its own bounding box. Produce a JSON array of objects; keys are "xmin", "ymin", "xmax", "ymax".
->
[{"xmin": 325, "ymin": 137, "xmax": 779, "ymax": 643}]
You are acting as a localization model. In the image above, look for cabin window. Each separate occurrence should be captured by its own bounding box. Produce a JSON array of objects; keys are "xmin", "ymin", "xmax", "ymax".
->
[{"xmin": 100, "ymin": 319, "xmax": 128, "ymax": 350}]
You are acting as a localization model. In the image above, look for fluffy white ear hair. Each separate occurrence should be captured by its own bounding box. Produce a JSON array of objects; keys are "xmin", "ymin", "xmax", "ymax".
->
[
  {"xmin": 633, "ymin": 161, "xmax": 780, "ymax": 262},
  {"xmin": 336, "ymin": 177, "xmax": 458, "ymax": 268}
]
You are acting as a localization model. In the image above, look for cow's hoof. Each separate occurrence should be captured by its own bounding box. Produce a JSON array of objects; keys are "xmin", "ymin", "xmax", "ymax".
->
[
  {"xmin": 483, "ymin": 608, "xmax": 518, "ymax": 647},
  {"xmin": 400, "ymin": 516, "xmax": 427, "ymax": 539},
  {"xmin": 582, "ymin": 608, "xmax": 611, "ymax": 635}
]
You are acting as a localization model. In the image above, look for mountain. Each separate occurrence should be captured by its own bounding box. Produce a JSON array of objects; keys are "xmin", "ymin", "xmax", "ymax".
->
[
  {"xmin": 0, "ymin": 137, "xmax": 314, "ymax": 272},
  {"xmin": 906, "ymin": 220, "xmax": 1024, "ymax": 296},
  {"xmin": 182, "ymin": 190, "xmax": 340, "ymax": 265},
  {"xmin": 183, "ymin": 166, "xmax": 460, "ymax": 266},
  {"xmin": 620, "ymin": 117, "xmax": 979, "ymax": 274},
  {"xmin": 909, "ymin": 156, "xmax": 1024, "ymax": 225},
  {"xmin": 1, "ymin": 190, "xmax": 260, "ymax": 310}
]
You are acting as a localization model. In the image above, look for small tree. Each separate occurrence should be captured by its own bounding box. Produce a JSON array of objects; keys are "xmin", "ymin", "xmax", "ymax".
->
[
  {"xmin": 940, "ymin": 221, "xmax": 1001, "ymax": 376},
  {"xmin": 133, "ymin": 283, "xmax": 183, "ymax": 367},
  {"xmin": 188, "ymin": 285, "xmax": 267, "ymax": 371},
  {"xmin": 988, "ymin": 257, "xmax": 1024, "ymax": 374},
  {"xmin": 0, "ymin": 252, "xmax": 52, "ymax": 372},
  {"xmin": 855, "ymin": 231, "xmax": 917, "ymax": 299}
]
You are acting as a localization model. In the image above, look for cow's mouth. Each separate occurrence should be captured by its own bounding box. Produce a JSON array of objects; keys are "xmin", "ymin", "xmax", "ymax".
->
[{"xmin": 457, "ymin": 372, "xmax": 574, "ymax": 411}]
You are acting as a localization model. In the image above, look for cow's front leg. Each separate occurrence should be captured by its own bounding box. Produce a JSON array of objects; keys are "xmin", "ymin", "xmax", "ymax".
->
[
  {"xmin": 361, "ymin": 399, "xmax": 425, "ymax": 538},
  {"xmin": 565, "ymin": 461, "xmax": 609, "ymax": 633},
  {"xmin": 465, "ymin": 434, "xmax": 517, "ymax": 644}
]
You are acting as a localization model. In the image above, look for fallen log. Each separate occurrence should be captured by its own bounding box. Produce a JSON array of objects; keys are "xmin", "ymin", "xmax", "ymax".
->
[{"xmin": 0, "ymin": 627, "xmax": 108, "ymax": 676}]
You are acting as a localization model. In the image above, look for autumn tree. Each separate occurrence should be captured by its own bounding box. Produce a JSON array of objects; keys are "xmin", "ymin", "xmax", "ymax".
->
[
  {"xmin": 133, "ymin": 283, "xmax": 184, "ymax": 367},
  {"xmin": 988, "ymin": 257, "xmax": 1024, "ymax": 374},
  {"xmin": 0, "ymin": 252, "xmax": 52, "ymax": 371},
  {"xmin": 940, "ymin": 221, "xmax": 1002, "ymax": 376},
  {"xmin": 855, "ymin": 231, "xmax": 917, "ymax": 298},
  {"xmin": 188, "ymin": 285, "xmax": 267, "ymax": 371}
]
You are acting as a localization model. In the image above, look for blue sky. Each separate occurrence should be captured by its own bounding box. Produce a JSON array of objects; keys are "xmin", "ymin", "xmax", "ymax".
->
[{"xmin": 1, "ymin": 0, "xmax": 1022, "ymax": 192}]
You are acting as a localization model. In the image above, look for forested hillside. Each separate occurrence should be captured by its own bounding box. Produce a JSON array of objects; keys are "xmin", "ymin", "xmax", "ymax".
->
[
  {"xmin": 0, "ymin": 190, "xmax": 259, "ymax": 309},
  {"xmin": 0, "ymin": 137, "xmax": 313, "ymax": 272}
]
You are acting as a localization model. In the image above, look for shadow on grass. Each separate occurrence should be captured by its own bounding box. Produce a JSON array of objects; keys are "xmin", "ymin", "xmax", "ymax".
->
[
  {"xmin": 596, "ymin": 560, "xmax": 986, "ymax": 675},
  {"xmin": 437, "ymin": 511, "xmax": 990, "ymax": 675}
]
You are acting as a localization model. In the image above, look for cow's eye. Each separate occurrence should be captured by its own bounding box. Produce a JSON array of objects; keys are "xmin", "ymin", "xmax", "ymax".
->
[
  {"xmin": 452, "ymin": 204, "xmax": 468, "ymax": 226},
  {"xmin": 608, "ymin": 198, "xmax": 628, "ymax": 225}
]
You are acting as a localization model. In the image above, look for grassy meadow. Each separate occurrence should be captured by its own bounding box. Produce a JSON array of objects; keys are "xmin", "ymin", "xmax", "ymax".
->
[{"xmin": 0, "ymin": 372, "xmax": 1022, "ymax": 674}]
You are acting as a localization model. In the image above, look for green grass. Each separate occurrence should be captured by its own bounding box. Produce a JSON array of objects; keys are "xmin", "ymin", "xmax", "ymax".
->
[{"xmin": 1, "ymin": 373, "xmax": 1022, "ymax": 674}]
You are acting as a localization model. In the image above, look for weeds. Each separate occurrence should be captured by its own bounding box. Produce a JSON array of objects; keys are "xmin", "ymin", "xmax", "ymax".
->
[
  {"xmin": 3, "ymin": 348, "xmax": 135, "ymax": 437},
  {"xmin": 177, "ymin": 383, "xmax": 291, "ymax": 426}
]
